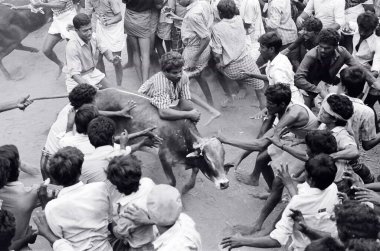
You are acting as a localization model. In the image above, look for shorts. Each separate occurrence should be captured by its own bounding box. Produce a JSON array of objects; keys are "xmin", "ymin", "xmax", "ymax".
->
[
  {"xmin": 48, "ymin": 9, "xmax": 77, "ymax": 40},
  {"xmin": 96, "ymin": 19, "xmax": 125, "ymax": 52},
  {"xmin": 65, "ymin": 68, "xmax": 105, "ymax": 93},
  {"xmin": 183, "ymin": 45, "xmax": 211, "ymax": 77}
]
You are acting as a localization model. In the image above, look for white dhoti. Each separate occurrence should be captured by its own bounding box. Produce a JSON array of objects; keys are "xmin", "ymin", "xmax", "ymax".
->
[
  {"xmin": 268, "ymin": 140, "xmax": 306, "ymax": 177},
  {"xmin": 65, "ymin": 68, "xmax": 105, "ymax": 93},
  {"xmin": 48, "ymin": 9, "xmax": 77, "ymax": 40},
  {"xmin": 96, "ymin": 20, "xmax": 125, "ymax": 52}
]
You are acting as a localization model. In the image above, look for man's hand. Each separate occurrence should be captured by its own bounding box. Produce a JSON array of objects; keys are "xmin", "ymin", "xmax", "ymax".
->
[
  {"xmin": 32, "ymin": 211, "xmax": 60, "ymax": 244},
  {"xmin": 118, "ymin": 101, "xmax": 136, "ymax": 119},
  {"xmin": 354, "ymin": 187, "xmax": 380, "ymax": 206},
  {"xmin": 119, "ymin": 129, "xmax": 129, "ymax": 149},
  {"xmin": 220, "ymin": 236, "xmax": 247, "ymax": 250},
  {"xmin": 37, "ymin": 179, "xmax": 57, "ymax": 209},
  {"xmin": 342, "ymin": 171, "xmax": 364, "ymax": 188},
  {"xmin": 250, "ymin": 107, "xmax": 268, "ymax": 120},
  {"xmin": 142, "ymin": 135, "xmax": 162, "ymax": 148},
  {"xmin": 277, "ymin": 163, "xmax": 293, "ymax": 185},
  {"xmin": 266, "ymin": 134, "xmax": 281, "ymax": 148},
  {"xmin": 296, "ymin": 16, "xmax": 304, "ymax": 28},
  {"xmin": 17, "ymin": 95, "xmax": 33, "ymax": 110},
  {"xmin": 188, "ymin": 109, "xmax": 201, "ymax": 122},
  {"xmin": 25, "ymin": 225, "xmax": 38, "ymax": 244},
  {"xmin": 122, "ymin": 204, "xmax": 153, "ymax": 225},
  {"xmin": 111, "ymin": 55, "xmax": 121, "ymax": 65},
  {"xmin": 289, "ymin": 209, "xmax": 307, "ymax": 233}
]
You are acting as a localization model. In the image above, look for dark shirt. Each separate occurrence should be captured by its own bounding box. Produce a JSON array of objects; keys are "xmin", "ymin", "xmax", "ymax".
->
[
  {"xmin": 294, "ymin": 46, "xmax": 361, "ymax": 95},
  {"xmin": 124, "ymin": 0, "xmax": 154, "ymax": 12}
]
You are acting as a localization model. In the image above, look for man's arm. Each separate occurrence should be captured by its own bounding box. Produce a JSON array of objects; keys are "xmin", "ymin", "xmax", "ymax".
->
[
  {"xmin": 189, "ymin": 15, "xmax": 211, "ymax": 65},
  {"xmin": 264, "ymin": 4, "xmax": 282, "ymax": 31},
  {"xmin": 363, "ymin": 134, "xmax": 380, "ymax": 150},
  {"xmin": 330, "ymin": 0, "xmax": 345, "ymax": 30},
  {"xmin": 221, "ymin": 236, "xmax": 281, "ymax": 250},
  {"xmin": 330, "ymin": 145, "xmax": 359, "ymax": 161},
  {"xmin": 217, "ymin": 131, "xmax": 270, "ymax": 152},
  {"xmin": 296, "ymin": 0, "xmax": 313, "ymax": 27},
  {"xmin": 33, "ymin": 0, "xmax": 66, "ymax": 9},
  {"xmin": 294, "ymin": 52, "xmax": 322, "ymax": 95},
  {"xmin": 0, "ymin": 95, "xmax": 33, "ymax": 112}
]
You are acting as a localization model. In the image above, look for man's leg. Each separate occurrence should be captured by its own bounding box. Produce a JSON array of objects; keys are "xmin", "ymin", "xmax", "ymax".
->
[
  {"xmin": 138, "ymin": 37, "xmax": 151, "ymax": 83},
  {"xmin": 215, "ymin": 71, "xmax": 235, "ymax": 107},
  {"xmin": 236, "ymin": 150, "xmax": 274, "ymax": 187},
  {"xmin": 113, "ymin": 51, "xmax": 123, "ymax": 86},
  {"xmin": 42, "ymin": 34, "xmax": 64, "ymax": 79},
  {"xmin": 155, "ymin": 36, "xmax": 166, "ymax": 58},
  {"xmin": 193, "ymin": 70, "xmax": 214, "ymax": 106},
  {"xmin": 97, "ymin": 54, "xmax": 106, "ymax": 74},
  {"xmin": 129, "ymin": 36, "xmax": 143, "ymax": 82},
  {"xmin": 98, "ymin": 77, "xmax": 112, "ymax": 89},
  {"xmin": 234, "ymin": 176, "xmax": 284, "ymax": 235},
  {"xmin": 191, "ymin": 94, "xmax": 221, "ymax": 126},
  {"xmin": 123, "ymin": 36, "xmax": 134, "ymax": 69}
]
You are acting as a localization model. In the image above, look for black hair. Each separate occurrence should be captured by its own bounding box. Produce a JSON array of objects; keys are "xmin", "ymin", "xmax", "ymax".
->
[
  {"xmin": 305, "ymin": 130, "xmax": 338, "ymax": 156},
  {"xmin": 217, "ymin": 0, "xmax": 239, "ymax": 19},
  {"xmin": 0, "ymin": 158, "xmax": 10, "ymax": 189},
  {"xmin": 265, "ymin": 84, "xmax": 292, "ymax": 106},
  {"xmin": 87, "ymin": 116, "xmax": 115, "ymax": 148},
  {"xmin": 49, "ymin": 147, "xmax": 84, "ymax": 187},
  {"xmin": 258, "ymin": 31, "xmax": 283, "ymax": 53},
  {"xmin": 160, "ymin": 51, "xmax": 185, "ymax": 72},
  {"xmin": 303, "ymin": 17, "xmax": 323, "ymax": 33},
  {"xmin": 334, "ymin": 200, "xmax": 380, "ymax": 243},
  {"xmin": 318, "ymin": 28, "xmax": 340, "ymax": 46},
  {"xmin": 305, "ymin": 237, "xmax": 344, "ymax": 251},
  {"xmin": 346, "ymin": 238, "xmax": 380, "ymax": 251},
  {"xmin": 326, "ymin": 94, "xmax": 354, "ymax": 126},
  {"xmin": 75, "ymin": 104, "xmax": 99, "ymax": 134},
  {"xmin": 340, "ymin": 66, "xmax": 366, "ymax": 98},
  {"xmin": 305, "ymin": 153, "xmax": 337, "ymax": 190},
  {"xmin": 0, "ymin": 145, "xmax": 20, "ymax": 183},
  {"xmin": 68, "ymin": 84, "xmax": 97, "ymax": 109},
  {"xmin": 73, "ymin": 13, "xmax": 91, "ymax": 30},
  {"xmin": 0, "ymin": 209, "xmax": 16, "ymax": 249},
  {"xmin": 106, "ymin": 155, "xmax": 142, "ymax": 195},
  {"xmin": 357, "ymin": 12, "xmax": 379, "ymax": 32}
]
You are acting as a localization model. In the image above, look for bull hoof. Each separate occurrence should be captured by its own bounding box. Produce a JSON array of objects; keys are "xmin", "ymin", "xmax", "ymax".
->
[{"xmin": 235, "ymin": 172, "xmax": 259, "ymax": 186}]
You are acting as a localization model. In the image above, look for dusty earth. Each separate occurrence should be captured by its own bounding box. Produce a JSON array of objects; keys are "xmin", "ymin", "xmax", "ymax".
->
[{"xmin": 1, "ymin": 20, "xmax": 380, "ymax": 251}]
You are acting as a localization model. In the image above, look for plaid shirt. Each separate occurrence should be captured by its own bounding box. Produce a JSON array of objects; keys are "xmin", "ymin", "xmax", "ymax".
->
[
  {"xmin": 265, "ymin": 0, "xmax": 298, "ymax": 45},
  {"xmin": 138, "ymin": 72, "xmax": 192, "ymax": 109},
  {"xmin": 52, "ymin": 0, "xmax": 75, "ymax": 16}
]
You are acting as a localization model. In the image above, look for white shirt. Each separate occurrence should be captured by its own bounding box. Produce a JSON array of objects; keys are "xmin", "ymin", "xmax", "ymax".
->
[
  {"xmin": 53, "ymin": 239, "xmax": 75, "ymax": 251},
  {"xmin": 238, "ymin": 0, "xmax": 265, "ymax": 42},
  {"xmin": 270, "ymin": 182, "xmax": 339, "ymax": 251},
  {"xmin": 266, "ymin": 54, "xmax": 304, "ymax": 104},
  {"xmin": 45, "ymin": 182, "xmax": 112, "ymax": 251},
  {"xmin": 352, "ymin": 32, "xmax": 380, "ymax": 72},
  {"xmin": 304, "ymin": 0, "xmax": 345, "ymax": 29},
  {"xmin": 44, "ymin": 104, "xmax": 72, "ymax": 154},
  {"xmin": 59, "ymin": 132, "xmax": 95, "ymax": 156},
  {"xmin": 153, "ymin": 213, "xmax": 202, "ymax": 251},
  {"xmin": 113, "ymin": 178, "xmax": 156, "ymax": 248}
]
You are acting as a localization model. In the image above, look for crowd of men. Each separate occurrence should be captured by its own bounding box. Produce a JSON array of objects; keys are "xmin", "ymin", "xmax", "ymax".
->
[{"xmin": 2, "ymin": 0, "xmax": 380, "ymax": 250}]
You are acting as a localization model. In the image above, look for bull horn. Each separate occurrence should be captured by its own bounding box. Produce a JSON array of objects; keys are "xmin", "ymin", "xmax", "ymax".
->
[{"xmin": 186, "ymin": 151, "xmax": 201, "ymax": 158}]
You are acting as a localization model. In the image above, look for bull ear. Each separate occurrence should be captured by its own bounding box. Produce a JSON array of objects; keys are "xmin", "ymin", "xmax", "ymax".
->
[
  {"xmin": 186, "ymin": 151, "xmax": 200, "ymax": 158},
  {"xmin": 224, "ymin": 163, "xmax": 234, "ymax": 174}
]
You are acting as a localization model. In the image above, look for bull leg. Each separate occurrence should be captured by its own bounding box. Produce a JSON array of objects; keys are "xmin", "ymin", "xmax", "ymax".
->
[
  {"xmin": 0, "ymin": 42, "xmax": 22, "ymax": 80},
  {"xmin": 0, "ymin": 59, "xmax": 12, "ymax": 80},
  {"xmin": 181, "ymin": 168, "xmax": 199, "ymax": 195},
  {"xmin": 159, "ymin": 150, "xmax": 177, "ymax": 187},
  {"xmin": 16, "ymin": 43, "xmax": 39, "ymax": 53}
]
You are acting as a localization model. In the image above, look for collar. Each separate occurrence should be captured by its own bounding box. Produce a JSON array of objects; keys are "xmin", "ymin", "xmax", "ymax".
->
[
  {"xmin": 330, "ymin": 126, "xmax": 346, "ymax": 134},
  {"xmin": 346, "ymin": 95, "xmax": 364, "ymax": 105},
  {"xmin": 58, "ymin": 181, "xmax": 84, "ymax": 197},
  {"xmin": 116, "ymin": 180, "xmax": 145, "ymax": 206},
  {"xmin": 297, "ymin": 182, "xmax": 323, "ymax": 196},
  {"xmin": 5, "ymin": 181, "xmax": 23, "ymax": 187},
  {"xmin": 268, "ymin": 53, "xmax": 282, "ymax": 67},
  {"xmin": 153, "ymin": 217, "xmax": 182, "ymax": 249},
  {"xmin": 73, "ymin": 32, "xmax": 87, "ymax": 47},
  {"xmin": 93, "ymin": 145, "xmax": 114, "ymax": 154}
]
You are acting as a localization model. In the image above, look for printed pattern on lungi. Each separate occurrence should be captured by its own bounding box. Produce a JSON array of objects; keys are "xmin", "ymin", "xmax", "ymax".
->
[{"xmin": 183, "ymin": 45, "xmax": 211, "ymax": 78}]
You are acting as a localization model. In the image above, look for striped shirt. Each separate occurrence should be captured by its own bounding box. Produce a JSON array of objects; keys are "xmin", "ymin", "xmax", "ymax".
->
[
  {"xmin": 53, "ymin": 0, "xmax": 75, "ymax": 16},
  {"xmin": 138, "ymin": 72, "xmax": 192, "ymax": 109},
  {"xmin": 264, "ymin": 0, "xmax": 298, "ymax": 45}
]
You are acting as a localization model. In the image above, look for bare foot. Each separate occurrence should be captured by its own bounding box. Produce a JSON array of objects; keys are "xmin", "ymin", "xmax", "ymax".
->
[
  {"xmin": 123, "ymin": 61, "xmax": 133, "ymax": 69},
  {"xmin": 204, "ymin": 111, "xmax": 221, "ymax": 126},
  {"xmin": 235, "ymin": 172, "xmax": 259, "ymax": 186},
  {"xmin": 249, "ymin": 191, "xmax": 270, "ymax": 200},
  {"xmin": 221, "ymin": 97, "xmax": 234, "ymax": 108},
  {"xmin": 28, "ymin": 47, "xmax": 39, "ymax": 53},
  {"xmin": 236, "ymin": 88, "xmax": 247, "ymax": 100},
  {"xmin": 233, "ymin": 224, "xmax": 262, "ymax": 236}
]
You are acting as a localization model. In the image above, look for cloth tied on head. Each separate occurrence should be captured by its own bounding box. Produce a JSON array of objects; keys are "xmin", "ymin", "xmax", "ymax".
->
[
  {"xmin": 147, "ymin": 184, "xmax": 182, "ymax": 226},
  {"xmin": 321, "ymin": 97, "xmax": 348, "ymax": 121}
]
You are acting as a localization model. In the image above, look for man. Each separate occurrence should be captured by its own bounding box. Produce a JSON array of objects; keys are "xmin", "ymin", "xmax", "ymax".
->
[
  {"xmin": 296, "ymin": 0, "xmax": 345, "ymax": 30},
  {"xmin": 0, "ymin": 95, "xmax": 33, "ymax": 113},
  {"xmin": 45, "ymin": 147, "xmax": 113, "ymax": 250},
  {"xmin": 64, "ymin": 13, "xmax": 120, "ymax": 93},
  {"xmin": 85, "ymin": 0, "xmax": 124, "ymax": 86},
  {"xmin": 178, "ymin": 0, "xmax": 214, "ymax": 106},
  {"xmin": 139, "ymin": 51, "xmax": 214, "ymax": 123},
  {"xmin": 218, "ymin": 84, "xmax": 319, "ymax": 234},
  {"xmin": 294, "ymin": 28, "xmax": 380, "ymax": 107},
  {"xmin": 338, "ymin": 66, "xmax": 379, "ymax": 183},
  {"xmin": 221, "ymin": 154, "xmax": 339, "ymax": 251}
]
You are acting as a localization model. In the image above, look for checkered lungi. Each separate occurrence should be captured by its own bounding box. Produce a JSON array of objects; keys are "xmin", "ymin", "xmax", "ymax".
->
[
  {"xmin": 171, "ymin": 26, "xmax": 184, "ymax": 53},
  {"xmin": 221, "ymin": 54, "xmax": 264, "ymax": 89},
  {"xmin": 183, "ymin": 45, "xmax": 211, "ymax": 77},
  {"xmin": 110, "ymin": 236, "xmax": 154, "ymax": 251}
]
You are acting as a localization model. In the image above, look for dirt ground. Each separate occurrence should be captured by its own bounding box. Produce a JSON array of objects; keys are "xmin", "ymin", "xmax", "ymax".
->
[{"xmin": 1, "ymin": 23, "xmax": 380, "ymax": 251}]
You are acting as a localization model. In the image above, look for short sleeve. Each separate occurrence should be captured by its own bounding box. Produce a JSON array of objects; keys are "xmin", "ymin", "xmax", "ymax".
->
[
  {"xmin": 210, "ymin": 27, "xmax": 223, "ymax": 55},
  {"xmin": 371, "ymin": 37, "xmax": 380, "ymax": 72},
  {"xmin": 337, "ymin": 130, "xmax": 357, "ymax": 149},
  {"xmin": 109, "ymin": 0, "xmax": 121, "ymax": 14},
  {"xmin": 303, "ymin": 0, "xmax": 314, "ymax": 16},
  {"xmin": 151, "ymin": 91, "xmax": 172, "ymax": 109},
  {"xmin": 189, "ymin": 14, "xmax": 210, "ymax": 39},
  {"xmin": 84, "ymin": 0, "xmax": 94, "ymax": 15},
  {"xmin": 333, "ymin": 0, "xmax": 345, "ymax": 28},
  {"xmin": 360, "ymin": 110, "xmax": 376, "ymax": 141}
]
